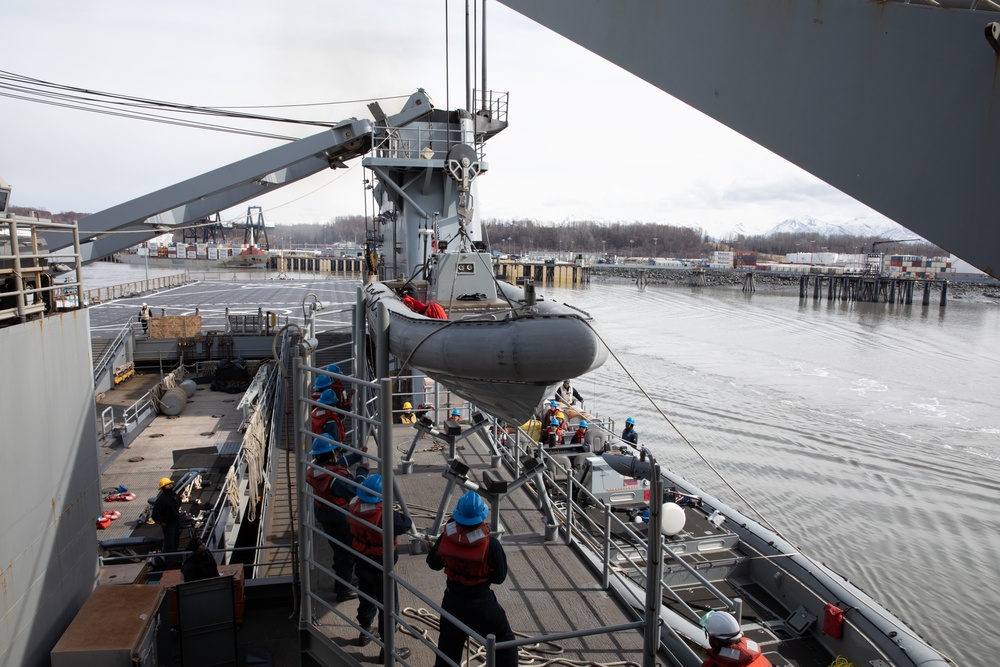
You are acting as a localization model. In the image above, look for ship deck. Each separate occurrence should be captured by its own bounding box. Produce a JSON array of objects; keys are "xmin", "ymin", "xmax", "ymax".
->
[
  {"xmin": 88, "ymin": 276, "xmax": 656, "ymax": 665},
  {"xmin": 96, "ymin": 373, "xmax": 244, "ymax": 545},
  {"xmin": 300, "ymin": 421, "xmax": 651, "ymax": 666}
]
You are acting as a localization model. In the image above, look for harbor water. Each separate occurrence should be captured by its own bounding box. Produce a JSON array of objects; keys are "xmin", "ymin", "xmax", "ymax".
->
[
  {"xmin": 550, "ymin": 278, "xmax": 999, "ymax": 667},
  {"xmin": 82, "ymin": 263, "xmax": 997, "ymax": 665}
]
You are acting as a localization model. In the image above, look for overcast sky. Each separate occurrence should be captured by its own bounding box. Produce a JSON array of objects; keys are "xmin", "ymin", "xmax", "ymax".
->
[{"xmin": 2, "ymin": 0, "xmax": 900, "ymax": 238}]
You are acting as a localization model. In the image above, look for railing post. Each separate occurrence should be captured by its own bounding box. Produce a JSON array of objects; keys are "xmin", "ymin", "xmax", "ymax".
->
[
  {"xmin": 295, "ymin": 351, "xmax": 312, "ymax": 629},
  {"xmin": 376, "ymin": 305, "xmax": 396, "ymax": 666},
  {"xmin": 603, "ymin": 505, "xmax": 612, "ymax": 590},
  {"xmin": 564, "ymin": 470, "xmax": 574, "ymax": 545},
  {"xmin": 486, "ymin": 634, "xmax": 497, "ymax": 667},
  {"xmin": 643, "ymin": 461, "xmax": 664, "ymax": 667},
  {"xmin": 7, "ymin": 220, "xmax": 27, "ymax": 322}
]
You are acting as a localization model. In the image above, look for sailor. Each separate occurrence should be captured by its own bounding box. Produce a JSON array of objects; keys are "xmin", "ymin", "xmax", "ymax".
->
[
  {"xmin": 699, "ymin": 611, "xmax": 772, "ymax": 667},
  {"xmin": 312, "ymin": 372, "xmax": 332, "ymax": 401},
  {"xmin": 570, "ymin": 420, "xmax": 589, "ymax": 445},
  {"xmin": 554, "ymin": 380, "xmax": 584, "ymax": 406},
  {"xmin": 544, "ymin": 400, "xmax": 560, "ymax": 425},
  {"xmin": 151, "ymin": 477, "xmax": 182, "ymax": 566},
  {"xmin": 543, "ymin": 417, "xmax": 564, "ymax": 446},
  {"xmin": 326, "ymin": 363, "xmax": 354, "ymax": 407},
  {"xmin": 426, "ymin": 491, "xmax": 517, "ymax": 667},
  {"xmin": 312, "ymin": 388, "xmax": 346, "ymax": 441},
  {"xmin": 139, "ymin": 302, "xmax": 150, "ymax": 333},
  {"xmin": 400, "ymin": 401, "xmax": 417, "ymax": 424},
  {"xmin": 306, "ymin": 437, "xmax": 366, "ymax": 602},
  {"xmin": 347, "ymin": 474, "xmax": 413, "ymax": 660},
  {"xmin": 181, "ymin": 536, "xmax": 220, "ymax": 582},
  {"xmin": 447, "ymin": 408, "xmax": 462, "ymax": 423},
  {"xmin": 621, "ymin": 417, "xmax": 638, "ymax": 445}
]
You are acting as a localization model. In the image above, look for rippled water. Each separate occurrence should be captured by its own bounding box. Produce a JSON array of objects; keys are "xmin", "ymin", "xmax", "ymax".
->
[
  {"xmin": 544, "ymin": 278, "xmax": 999, "ymax": 666},
  {"xmin": 81, "ymin": 263, "xmax": 996, "ymax": 663}
]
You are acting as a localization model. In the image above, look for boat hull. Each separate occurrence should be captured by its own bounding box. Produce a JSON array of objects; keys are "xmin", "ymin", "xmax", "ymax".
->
[
  {"xmin": 600, "ymin": 453, "xmax": 951, "ymax": 667},
  {"xmin": 364, "ymin": 281, "xmax": 607, "ymax": 422}
]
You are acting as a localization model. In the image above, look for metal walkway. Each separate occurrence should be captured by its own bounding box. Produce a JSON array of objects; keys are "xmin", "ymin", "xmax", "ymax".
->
[{"xmin": 305, "ymin": 420, "xmax": 650, "ymax": 666}]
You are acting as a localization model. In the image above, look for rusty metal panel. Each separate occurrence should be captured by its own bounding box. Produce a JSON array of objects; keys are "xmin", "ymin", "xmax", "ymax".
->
[
  {"xmin": 499, "ymin": 0, "xmax": 1000, "ymax": 275},
  {"xmin": 0, "ymin": 310, "xmax": 100, "ymax": 667}
]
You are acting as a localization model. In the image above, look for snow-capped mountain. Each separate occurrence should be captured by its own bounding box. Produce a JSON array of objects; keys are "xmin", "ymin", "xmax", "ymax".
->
[{"xmin": 760, "ymin": 215, "xmax": 916, "ymax": 239}]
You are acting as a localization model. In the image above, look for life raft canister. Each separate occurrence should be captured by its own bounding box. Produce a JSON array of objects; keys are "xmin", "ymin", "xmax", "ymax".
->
[{"xmin": 823, "ymin": 603, "xmax": 845, "ymax": 639}]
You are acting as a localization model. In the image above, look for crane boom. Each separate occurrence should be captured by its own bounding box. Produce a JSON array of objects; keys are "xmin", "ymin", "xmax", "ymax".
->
[{"xmin": 41, "ymin": 90, "xmax": 434, "ymax": 264}]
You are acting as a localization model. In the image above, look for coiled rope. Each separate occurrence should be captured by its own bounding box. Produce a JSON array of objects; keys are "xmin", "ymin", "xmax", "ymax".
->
[{"xmin": 398, "ymin": 607, "xmax": 640, "ymax": 667}]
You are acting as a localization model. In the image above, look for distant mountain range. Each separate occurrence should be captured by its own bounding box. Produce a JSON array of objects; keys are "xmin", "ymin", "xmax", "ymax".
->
[{"xmin": 751, "ymin": 215, "xmax": 918, "ymax": 239}]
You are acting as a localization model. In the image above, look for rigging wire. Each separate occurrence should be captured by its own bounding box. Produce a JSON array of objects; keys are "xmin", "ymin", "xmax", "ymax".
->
[
  {"xmin": 581, "ymin": 319, "xmax": 783, "ymax": 535},
  {"xmin": 0, "ymin": 68, "xmax": 411, "ymax": 138}
]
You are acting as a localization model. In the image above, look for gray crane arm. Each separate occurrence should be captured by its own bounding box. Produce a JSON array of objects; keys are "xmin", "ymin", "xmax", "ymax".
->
[{"xmin": 45, "ymin": 89, "xmax": 434, "ymax": 263}]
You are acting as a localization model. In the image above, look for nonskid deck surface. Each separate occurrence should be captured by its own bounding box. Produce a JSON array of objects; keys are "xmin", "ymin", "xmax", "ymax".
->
[
  {"xmin": 308, "ymin": 422, "xmax": 650, "ymax": 666},
  {"xmin": 96, "ymin": 374, "xmax": 244, "ymax": 544}
]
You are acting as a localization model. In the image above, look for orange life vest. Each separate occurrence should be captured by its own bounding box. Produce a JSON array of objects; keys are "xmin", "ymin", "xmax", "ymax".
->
[
  {"xmin": 311, "ymin": 406, "xmax": 345, "ymax": 440},
  {"xmin": 701, "ymin": 638, "xmax": 771, "ymax": 667},
  {"xmin": 437, "ymin": 521, "xmax": 491, "ymax": 586},
  {"xmin": 348, "ymin": 497, "xmax": 396, "ymax": 556},
  {"xmin": 306, "ymin": 462, "xmax": 351, "ymax": 509}
]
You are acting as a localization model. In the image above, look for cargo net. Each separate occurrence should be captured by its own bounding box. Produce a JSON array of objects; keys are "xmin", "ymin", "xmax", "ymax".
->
[{"xmin": 211, "ymin": 359, "xmax": 251, "ymax": 393}]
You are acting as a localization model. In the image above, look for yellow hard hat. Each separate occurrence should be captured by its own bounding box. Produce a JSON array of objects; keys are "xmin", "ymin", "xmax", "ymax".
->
[
  {"xmin": 556, "ymin": 411, "xmax": 565, "ymax": 420},
  {"xmin": 403, "ymin": 402, "xmax": 412, "ymax": 410},
  {"xmin": 158, "ymin": 477, "xmax": 174, "ymax": 489}
]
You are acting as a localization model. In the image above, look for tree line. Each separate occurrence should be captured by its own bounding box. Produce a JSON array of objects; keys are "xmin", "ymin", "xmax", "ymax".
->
[{"xmin": 13, "ymin": 205, "xmax": 945, "ymax": 259}]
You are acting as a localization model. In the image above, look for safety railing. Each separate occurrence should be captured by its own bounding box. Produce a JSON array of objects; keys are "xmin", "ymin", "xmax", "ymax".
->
[
  {"xmin": 122, "ymin": 392, "xmax": 155, "ymax": 429},
  {"xmin": 98, "ymin": 541, "xmax": 295, "ymax": 569},
  {"xmin": 1, "ymin": 216, "xmax": 83, "ymax": 324},
  {"xmin": 371, "ymin": 123, "xmax": 477, "ymax": 162},
  {"xmin": 93, "ymin": 318, "xmax": 135, "ymax": 385},
  {"xmin": 83, "ymin": 271, "xmax": 188, "ymax": 304},
  {"xmin": 295, "ymin": 293, "xmax": 665, "ymax": 667}
]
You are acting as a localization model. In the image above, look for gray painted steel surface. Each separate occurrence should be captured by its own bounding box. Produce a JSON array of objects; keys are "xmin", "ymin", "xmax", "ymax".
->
[
  {"xmin": 0, "ymin": 311, "xmax": 100, "ymax": 667},
  {"xmin": 499, "ymin": 0, "xmax": 1000, "ymax": 276},
  {"xmin": 41, "ymin": 118, "xmax": 374, "ymax": 262}
]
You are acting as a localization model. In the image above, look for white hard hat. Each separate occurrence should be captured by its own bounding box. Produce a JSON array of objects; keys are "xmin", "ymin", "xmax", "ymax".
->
[
  {"xmin": 142, "ymin": 302, "xmax": 147, "ymax": 306},
  {"xmin": 703, "ymin": 611, "xmax": 742, "ymax": 642}
]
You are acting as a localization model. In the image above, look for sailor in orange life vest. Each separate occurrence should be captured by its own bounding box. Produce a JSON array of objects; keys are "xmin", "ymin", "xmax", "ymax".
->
[
  {"xmin": 699, "ymin": 610, "xmax": 772, "ymax": 667},
  {"xmin": 542, "ymin": 417, "xmax": 565, "ymax": 446},
  {"xmin": 543, "ymin": 400, "xmax": 560, "ymax": 425},
  {"xmin": 426, "ymin": 491, "xmax": 517, "ymax": 667},
  {"xmin": 312, "ymin": 388, "xmax": 346, "ymax": 442},
  {"xmin": 570, "ymin": 420, "xmax": 589, "ymax": 445},
  {"xmin": 306, "ymin": 437, "xmax": 366, "ymax": 602},
  {"xmin": 347, "ymin": 474, "xmax": 414, "ymax": 660}
]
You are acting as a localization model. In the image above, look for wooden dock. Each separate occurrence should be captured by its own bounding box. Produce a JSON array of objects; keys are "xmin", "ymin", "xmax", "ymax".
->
[{"xmin": 798, "ymin": 274, "xmax": 948, "ymax": 306}]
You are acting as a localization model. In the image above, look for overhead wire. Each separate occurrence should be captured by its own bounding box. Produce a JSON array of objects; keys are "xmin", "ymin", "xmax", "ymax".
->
[
  {"xmin": 0, "ymin": 67, "xmax": 413, "ymax": 223},
  {"xmin": 0, "ymin": 68, "xmax": 410, "ymax": 139}
]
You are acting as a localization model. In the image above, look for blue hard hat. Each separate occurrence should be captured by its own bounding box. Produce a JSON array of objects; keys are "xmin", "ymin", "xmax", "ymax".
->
[
  {"xmin": 357, "ymin": 474, "xmax": 382, "ymax": 503},
  {"xmin": 550, "ymin": 401, "xmax": 558, "ymax": 407},
  {"xmin": 326, "ymin": 363, "xmax": 342, "ymax": 375},
  {"xmin": 451, "ymin": 409, "xmax": 461, "ymax": 417},
  {"xmin": 550, "ymin": 417, "xmax": 560, "ymax": 426},
  {"xmin": 319, "ymin": 389, "xmax": 338, "ymax": 406},
  {"xmin": 309, "ymin": 437, "xmax": 337, "ymax": 457},
  {"xmin": 625, "ymin": 417, "xmax": 635, "ymax": 425},
  {"xmin": 453, "ymin": 491, "xmax": 488, "ymax": 526},
  {"xmin": 579, "ymin": 420, "xmax": 589, "ymax": 428},
  {"xmin": 314, "ymin": 374, "xmax": 332, "ymax": 391}
]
